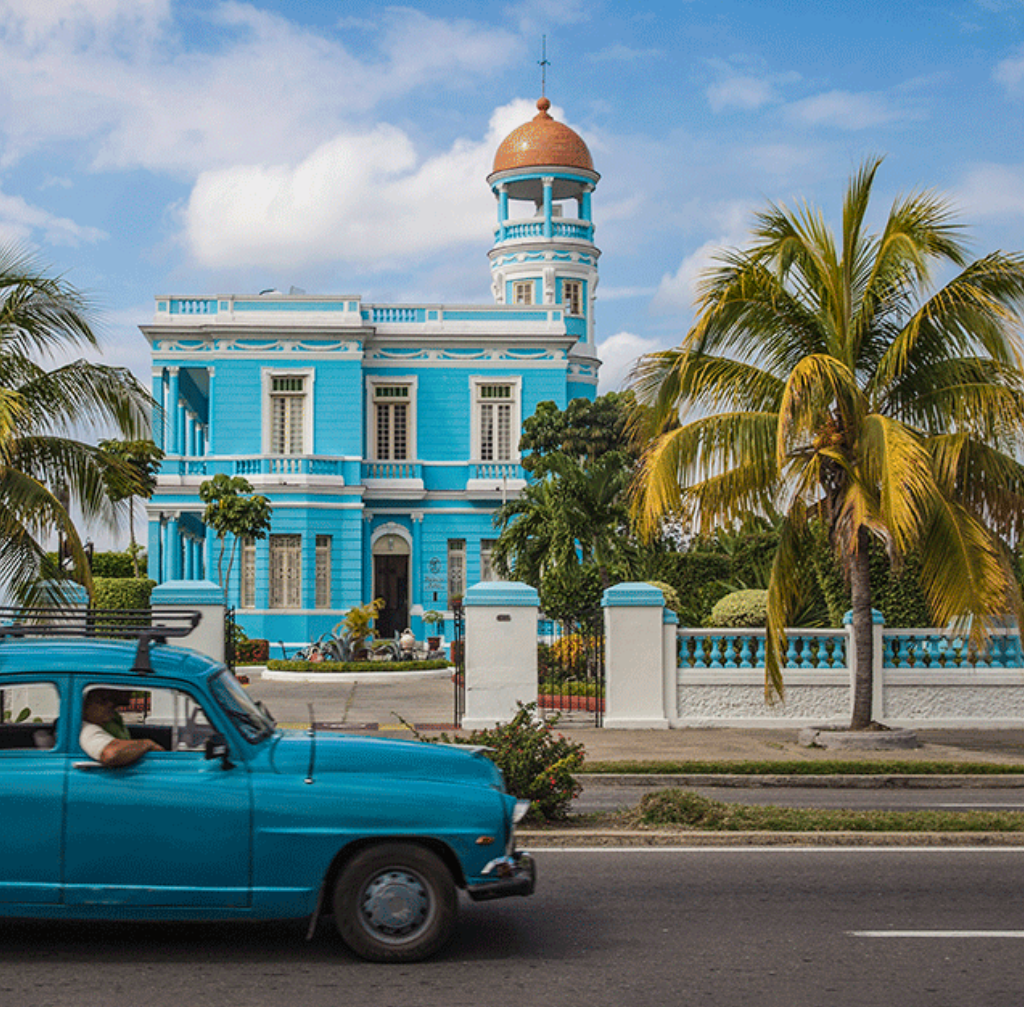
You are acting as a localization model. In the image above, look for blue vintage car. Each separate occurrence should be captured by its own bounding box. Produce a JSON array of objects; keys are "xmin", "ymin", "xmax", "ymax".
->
[{"xmin": 0, "ymin": 609, "xmax": 534, "ymax": 962}]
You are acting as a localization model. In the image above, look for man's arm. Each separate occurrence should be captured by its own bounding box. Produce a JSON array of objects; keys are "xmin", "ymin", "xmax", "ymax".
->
[{"xmin": 97, "ymin": 737, "xmax": 165, "ymax": 767}]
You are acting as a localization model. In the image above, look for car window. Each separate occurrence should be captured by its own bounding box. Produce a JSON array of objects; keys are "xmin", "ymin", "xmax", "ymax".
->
[
  {"xmin": 209, "ymin": 671, "xmax": 275, "ymax": 743},
  {"xmin": 0, "ymin": 682, "xmax": 61, "ymax": 751},
  {"xmin": 81, "ymin": 684, "xmax": 216, "ymax": 753}
]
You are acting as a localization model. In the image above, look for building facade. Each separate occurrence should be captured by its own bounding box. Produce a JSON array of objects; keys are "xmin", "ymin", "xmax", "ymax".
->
[{"xmin": 143, "ymin": 97, "xmax": 601, "ymax": 644}]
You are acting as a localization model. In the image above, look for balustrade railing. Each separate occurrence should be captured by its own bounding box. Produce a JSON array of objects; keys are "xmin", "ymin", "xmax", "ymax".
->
[
  {"xmin": 363, "ymin": 461, "xmax": 422, "ymax": 480},
  {"xmin": 678, "ymin": 629, "xmax": 848, "ymax": 670},
  {"xmin": 676, "ymin": 626, "xmax": 1024, "ymax": 673},
  {"xmin": 882, "ymin": 629, "xmax": 1024, "ymax": 669},
  {"xmin": 470, "ymin": 461, "xmax": 524, "ymax": 481}
]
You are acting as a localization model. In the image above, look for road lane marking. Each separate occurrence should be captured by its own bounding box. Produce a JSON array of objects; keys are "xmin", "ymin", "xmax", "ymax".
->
[{"xmin": 851, "ymin": 931, "xmax": 1024, "ymax": 938}]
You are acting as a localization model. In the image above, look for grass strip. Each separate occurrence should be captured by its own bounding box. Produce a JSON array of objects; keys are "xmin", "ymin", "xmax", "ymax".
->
[
  {"xmin": 629, "ymin": 789, "xmax": 1024, "ymax": 832},
  {"xmin": 580, "ymin": 759, "xmax": 1024, "ymax": 776}
]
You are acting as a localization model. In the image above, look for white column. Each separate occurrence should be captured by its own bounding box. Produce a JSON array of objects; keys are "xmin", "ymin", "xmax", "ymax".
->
[
  {"xmin": 602, "ymin": 582, "xmax": 669, "ymax": 729},
  {"xmin": 462, "ymin": 582, "xmax": 538, "ymax": 729}
]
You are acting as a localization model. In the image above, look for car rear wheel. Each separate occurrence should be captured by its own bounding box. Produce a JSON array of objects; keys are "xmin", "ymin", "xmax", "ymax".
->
[{"xmin": 333, "ymin": 843, "xmax": 457, "ymax": 962}]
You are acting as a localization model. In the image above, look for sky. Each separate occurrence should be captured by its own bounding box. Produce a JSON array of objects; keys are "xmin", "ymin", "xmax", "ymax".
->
[{"xmin": 6, "ymin": 0, "xmax": 1024, "ymax": 419}]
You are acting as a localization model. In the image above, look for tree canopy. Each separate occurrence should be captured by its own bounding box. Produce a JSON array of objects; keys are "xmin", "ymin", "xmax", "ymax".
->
[
  {"xmin": 630, "ymin": 159, "xmax": 1024, "ymax": 727},
  {"xmin": 0, "ymin": 244, "xmax": 151, "ymax": 603}
]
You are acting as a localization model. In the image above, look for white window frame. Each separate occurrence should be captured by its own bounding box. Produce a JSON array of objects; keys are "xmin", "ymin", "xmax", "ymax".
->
[
  {"xmin": 480, "ymin": 538, "xmax": 503, "ymax": 582},
  {"xmin": 315, "ymin": 535, "xmax": 332, "ymax": 609},
  {"xmin": 262, "ymin": 368, "xmax": 314, "ymax": 455},
  {"xmin": 447, "ymin": 539, "xmax": 465, "ymax": 603},
  {"xmin": 562, "ymin": 279, "xmax": 583, "ymax": 316},
  {"xmin": 366, "ymin": 376, "xmax": 417, "ymax": 462},
  {"xmin": 470, "ymin": 376, "xmax": 521, "ymax": 463},
  {"xmin": 512, "ymin": 280, "xmax": 534, "ymax": 305},
  {"xmin": 269, "ymin": 534, "xmax": 302, "ymax": 609},
  {"xmin": 240, "ymin": 539, "xmax": 256, "ymax": 609}
]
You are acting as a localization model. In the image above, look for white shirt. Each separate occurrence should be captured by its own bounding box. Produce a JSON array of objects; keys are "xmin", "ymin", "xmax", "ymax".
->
[{"xmin": 79, "ymin": 722, "xmax": 115, "ymax": 761}]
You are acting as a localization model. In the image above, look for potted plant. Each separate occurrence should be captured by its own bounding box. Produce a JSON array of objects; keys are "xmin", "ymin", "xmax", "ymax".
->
[
  {"xmin": 422, "ymin": 609, "xmax": 445, "ymax": 652},
  {"xmin": 336, "ymin": 597, "xmax": 385, "ymax": 661}
]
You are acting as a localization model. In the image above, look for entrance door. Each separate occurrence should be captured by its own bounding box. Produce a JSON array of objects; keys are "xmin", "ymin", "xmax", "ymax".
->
[{"xmin": 374, "ymin": 554, "xmax": 409, "ymax": 639}]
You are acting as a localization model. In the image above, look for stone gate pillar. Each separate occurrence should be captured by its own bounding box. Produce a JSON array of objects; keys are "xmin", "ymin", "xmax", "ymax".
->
[
  {"xmin": 462, "ymin": 581, "xmax": 538, "ymax": 729},
  {"xmin": 603, "ymin": 582, "xmax": 669, "ymax": 729}
]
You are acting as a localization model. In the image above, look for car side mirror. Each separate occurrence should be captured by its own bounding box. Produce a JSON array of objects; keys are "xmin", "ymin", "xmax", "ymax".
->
[{"xmin": 204, "ymin": 732, "xmax": 234, "ymax": 769}]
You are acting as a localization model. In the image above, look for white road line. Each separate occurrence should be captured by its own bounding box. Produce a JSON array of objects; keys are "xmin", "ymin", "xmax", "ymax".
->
[
  {"xmin": 530, "ymin": 846, "xmax": 1024, "ymax": 853},
  {"xmin": 852, "ymin": 931, "xmax": 1024, "ymax": 938}
]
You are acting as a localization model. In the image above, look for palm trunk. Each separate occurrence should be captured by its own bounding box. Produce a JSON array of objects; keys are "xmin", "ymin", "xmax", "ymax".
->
[{"xmin": 850, "ymin": 525, "xmax": 874, "ymax": 729}]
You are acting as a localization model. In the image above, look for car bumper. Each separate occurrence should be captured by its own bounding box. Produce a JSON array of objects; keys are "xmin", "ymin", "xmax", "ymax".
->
[{"xmin": 466, "ymin": 850, "xmax": 536, "ymax": 902}]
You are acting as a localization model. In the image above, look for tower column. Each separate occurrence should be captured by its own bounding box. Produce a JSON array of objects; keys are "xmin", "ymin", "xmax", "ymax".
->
[
  {"xmin": 542, "ymin": 177, "xmax": 554, "ymax": 239},
  {"xmin": 497, "ymin": 185, "xmax": 509, "ymax": 241}
]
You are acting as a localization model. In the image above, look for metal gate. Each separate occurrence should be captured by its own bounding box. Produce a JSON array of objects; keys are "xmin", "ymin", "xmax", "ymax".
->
[
  {"xmin": 225, "ymin": 606, "xmax": 236, "ymax": 673},
  {"xmin": 451, "ymin": 601, "xmax": 465, "ymax": 727},
  {"xmin": 537, "ymin": 613, "xmax": 605, "ymax": 727}
]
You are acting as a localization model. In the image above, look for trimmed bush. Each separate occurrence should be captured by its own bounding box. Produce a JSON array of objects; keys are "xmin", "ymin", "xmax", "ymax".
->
[
  {"xmin": 708, "ymin": 589, "xmax": 768, "ymax": 627},
  {"xmin": 266, "ymin": 659, "xmax": 451, "ymax": 673},
  {"xmin": 92, "ymin": 577, "xmax": 156, "ymax": 610},
  {"xmin": 237, "ymin": 638, "xmax": 270, "ymax": 664},
  {"xmin": 91, "ymin": 551, "xmax": 147, "ymax": 578}
]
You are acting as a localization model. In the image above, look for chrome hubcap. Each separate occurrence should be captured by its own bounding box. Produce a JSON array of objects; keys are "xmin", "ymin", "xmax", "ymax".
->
[{"xmin": 360, "ymin": 869, "xmax": 430, "ymax": 941}]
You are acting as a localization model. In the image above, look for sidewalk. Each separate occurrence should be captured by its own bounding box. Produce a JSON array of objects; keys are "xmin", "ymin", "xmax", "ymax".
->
[{"xmin": 244, "ymin": 666, "xmax": 1024, "ymax": 768}]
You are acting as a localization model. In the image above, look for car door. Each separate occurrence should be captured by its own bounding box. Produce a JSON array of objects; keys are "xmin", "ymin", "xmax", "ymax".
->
[
  {"xmin": 0, "ymin": 680, "xmax": 65, "ymax": 904},
  {"xmin": 64, "ymin": 678, "xmax": 253, "ymax": 908}
]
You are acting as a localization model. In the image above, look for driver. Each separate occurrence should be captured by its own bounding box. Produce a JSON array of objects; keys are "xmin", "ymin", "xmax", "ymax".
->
[{"xmin": 80, "ymin": 688, "xmax": 165, "ymax": 766}]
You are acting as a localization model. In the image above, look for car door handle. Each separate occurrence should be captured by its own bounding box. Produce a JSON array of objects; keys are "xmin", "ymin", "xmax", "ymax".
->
[{"xmin": 72, "ymin": 761, "xmax": 107, "ymax": 770}]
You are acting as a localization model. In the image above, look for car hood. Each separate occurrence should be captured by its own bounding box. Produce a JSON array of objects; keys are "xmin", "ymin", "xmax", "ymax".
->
[{"xmin": 264, "ymin": 729, "xmax": 504, "ymax": 789}]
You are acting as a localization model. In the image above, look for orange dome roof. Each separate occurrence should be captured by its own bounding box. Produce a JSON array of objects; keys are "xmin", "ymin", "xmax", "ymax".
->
[{"xmin": 492, "ymin": 97, "xmax": 594, "ymax": 173}]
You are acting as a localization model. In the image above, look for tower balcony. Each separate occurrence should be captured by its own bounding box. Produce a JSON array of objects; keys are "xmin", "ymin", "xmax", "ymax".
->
[{"xmin": 494, "ymin": 217, "xmax": 594, "ymax": 244}]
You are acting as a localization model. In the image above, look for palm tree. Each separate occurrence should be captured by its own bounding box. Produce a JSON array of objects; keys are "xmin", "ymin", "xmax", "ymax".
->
[
  {"xmin": 630, "ymin": 159, "xmax": 1024, "ymax": 728},
  {"xmin": 0, "ymin": 243, "xmax": 152, "ymax": 603},
  {"xmin": 492, "ymin": 451, "xmax": 633, "ymax": 590}
]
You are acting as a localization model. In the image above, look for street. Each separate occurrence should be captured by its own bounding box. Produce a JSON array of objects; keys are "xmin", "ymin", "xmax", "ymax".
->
[{"xmin": 3, "ymin": 847, "xmax": 1024, "ymax": 1005}]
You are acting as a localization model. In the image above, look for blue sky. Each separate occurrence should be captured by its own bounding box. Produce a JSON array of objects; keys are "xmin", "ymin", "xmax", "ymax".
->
[{"xmin": 6, "ymin": 0, "xmax": 1024, "ymax": 400}]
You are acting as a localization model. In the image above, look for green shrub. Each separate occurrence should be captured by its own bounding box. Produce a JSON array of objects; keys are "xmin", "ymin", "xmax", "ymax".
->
[
  {"xmin": 92, "ymin": 577, "xmax": 156, "ymax": 610},
  {"xmin": 417, "ymin": 703, "xmax": 585, "ymax": 822},
  {"xmin": 266, "ymin": 658, "xmax": 451, "ymax": 673},
  {"xmin": 707, "ymin": 589, "xmax": 768, "ymax": 627},
  {"xmin": 91, "ymin": 551, "xmax": 147, "ymax": 578},
  {"xmin": 237, "ymin": 638, "xmax": 270, "ymax": 663}
]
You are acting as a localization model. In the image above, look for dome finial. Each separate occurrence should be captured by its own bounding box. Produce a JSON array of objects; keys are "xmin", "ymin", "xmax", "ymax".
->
[{"xmin": 538, "ymin": 34, "xmax": 550, "ymax": 97}]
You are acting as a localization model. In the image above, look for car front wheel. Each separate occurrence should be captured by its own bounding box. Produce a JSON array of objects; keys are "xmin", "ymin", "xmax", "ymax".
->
[{"xmin": 333, "ymin": 843, "xmax": 457, "ymax": 962}]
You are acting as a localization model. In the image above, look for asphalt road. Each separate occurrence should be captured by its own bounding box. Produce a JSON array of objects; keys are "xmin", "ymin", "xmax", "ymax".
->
[{"xmin": 4, "ymin": 847, "xmax": 1024, "ymax": 1006}]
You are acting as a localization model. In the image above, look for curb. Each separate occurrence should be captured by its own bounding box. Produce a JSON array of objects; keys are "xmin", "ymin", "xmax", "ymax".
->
[
  {"xmin": 518, "ymin": 829, "xmax": 1024, "ymax": 848},
  {"xmin": 576, "ymin": 773, "xmax": 1024, "ymax": 789}
]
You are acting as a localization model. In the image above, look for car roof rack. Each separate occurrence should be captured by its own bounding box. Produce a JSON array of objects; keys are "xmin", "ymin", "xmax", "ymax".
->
[{"xmin": 0, "ymin": 606, "xmax": 202, "ymax": 674}]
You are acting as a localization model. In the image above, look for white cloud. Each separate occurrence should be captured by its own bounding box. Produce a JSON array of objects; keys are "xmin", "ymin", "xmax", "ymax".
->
[
  {"xmin": 0, "ymin": 2, "xmax": 521, "ymax": 176},
  {"xmin": 597, "ymin": 331, "xmax": 665, "ymax": 394},
  {"xmin": 994, "ymin": 48, "xmax": 1024, "ymax": 93},
  {"xmin": 785, "ymin": 90, "xmax": 903, "ymax": 130},
  {"xmin": 956, "ymin": 163, "xmax": 1024, "ymax": 219},
  {"xmin": 182, "ymin": 99, "xmax": 542, "ymax": 270},
  {"xmin": 652, "ymin": 204, "xmax": 752, "ymax": 312},
  {"xmin": 0, "ymin": 187, "xmax": 106, "ymax": 246},
  {"xmin": 707, "ymin": 75, "xmax": 779, "ymax": 113}
]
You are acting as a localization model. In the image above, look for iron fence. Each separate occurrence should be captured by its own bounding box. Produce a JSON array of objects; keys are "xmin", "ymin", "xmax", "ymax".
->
[
  {"xmin": 537, "ymin": 613, "xmax": 605, "ymax": 727},
  {"xmin": 451, "ymin": 602, "xmax": 465, "ymax": 727}
]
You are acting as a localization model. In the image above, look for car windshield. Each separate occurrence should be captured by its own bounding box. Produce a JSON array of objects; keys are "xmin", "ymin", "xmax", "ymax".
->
[{"xmin": 209, "ymin": 670, "xmax": 276, "ymax": 743}]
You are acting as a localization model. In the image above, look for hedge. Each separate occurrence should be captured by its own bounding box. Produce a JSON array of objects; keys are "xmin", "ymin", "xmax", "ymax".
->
[{"xmin": 92, "ymin": 577, "xmax": 156, "ymax": 610}]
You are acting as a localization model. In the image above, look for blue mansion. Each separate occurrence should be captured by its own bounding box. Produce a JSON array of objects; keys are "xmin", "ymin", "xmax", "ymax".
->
[{"xmin": 143, "ymin": 97, "xmax": 601, "ymax": 644}]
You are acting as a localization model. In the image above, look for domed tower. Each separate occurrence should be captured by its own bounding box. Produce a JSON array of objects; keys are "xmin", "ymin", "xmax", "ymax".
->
[{"xmin": 488, "ymin": 97, "xmax": 601, "ymax": 371}]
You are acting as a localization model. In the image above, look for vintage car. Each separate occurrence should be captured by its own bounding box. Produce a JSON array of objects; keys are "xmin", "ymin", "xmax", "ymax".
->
[{"xmin": 0, "ymin": 608, "xmax": 534, "ymax": 962}]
